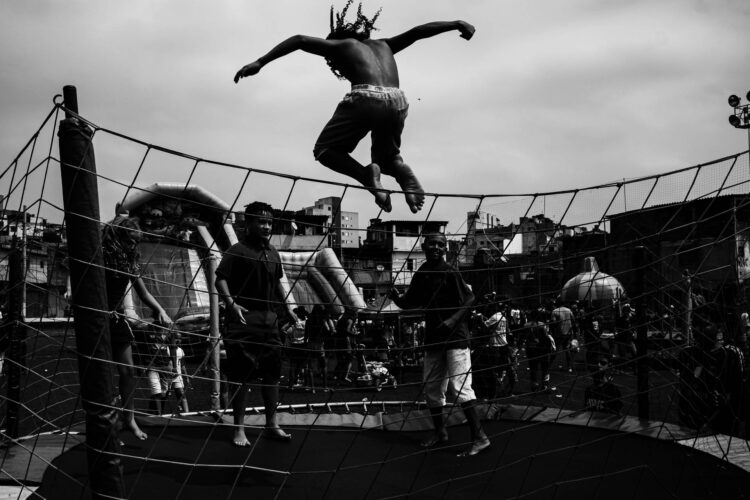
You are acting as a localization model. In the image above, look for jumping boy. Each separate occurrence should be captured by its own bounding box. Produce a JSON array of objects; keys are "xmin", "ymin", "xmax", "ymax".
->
[{"xmin": 234, "ymin": 2, "xmax": 475, "ymax": 213}]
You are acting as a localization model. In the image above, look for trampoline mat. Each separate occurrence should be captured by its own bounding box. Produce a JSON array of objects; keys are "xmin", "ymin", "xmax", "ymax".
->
[{"xmin": 32, "ymin": 418, "xmax": 750, "ymax": 499}]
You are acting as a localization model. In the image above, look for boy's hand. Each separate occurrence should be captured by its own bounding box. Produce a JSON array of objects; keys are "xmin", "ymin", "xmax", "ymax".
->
[
  {"xmin": 234, "ymin": 61, "xmax": 262, "ymax": 83},
  {"xmin": 155, "ymin": 309, "xmax": 173, "ymax": 326},
  {"xmin": 286, "ymin": 311, "xmax": 302, "ymax": 329},
  {"xmin": 228, "ymin": 303, "xmax": 248, "ymax": 325},
  {"xmin": 438, "ymin": 318, "xmax": 457, "ymax": 332},
  {"xmin": 457, "ymin": 21, "xmax": 475, "ymax": 40}
]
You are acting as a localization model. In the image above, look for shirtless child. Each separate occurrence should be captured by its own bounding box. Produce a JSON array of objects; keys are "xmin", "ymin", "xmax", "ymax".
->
[{"xmin": 234, "ymin": 2, "xmax": 475, "ymax": 213}]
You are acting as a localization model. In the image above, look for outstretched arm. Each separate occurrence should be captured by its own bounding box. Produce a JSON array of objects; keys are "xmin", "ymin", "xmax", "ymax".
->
[
  {"xmin": 384, "ymin": 20, "xmax": 475, "ymax": 54},
  {"xmin": 234, "ymin": 35, "xmax": 339, "ymax": 83}
]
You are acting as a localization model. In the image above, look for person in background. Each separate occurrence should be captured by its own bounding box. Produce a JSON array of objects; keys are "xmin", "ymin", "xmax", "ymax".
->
[
  {"xmin": 738, "ymin": 310, "xmax": 750, "ymax": 364},
  {"xmin": 578, "ymin": 305, "xmax": 604, "ymax": 375},
  {"xmin": 335, "ymin": 307, "xmax": 360, "ymax": 383},
  {"xmin": 147, "ymin": 338, "xmax": 189, "ymax": 415},
  {"xmin": 285, "ymin": 306, "xmax": 309, "ymax": 391},
  {"xmin": 614, "ymin": 302, "xmax": 637, "ymax": 371},
  {"xmin": 584, "ymin": 356, "xmax": 623, "ymax": 414},
  {"xmin": 479, "ymin": 301, "xmax": 516, "ymax": 397},
  {"xmin": 550, "ymin": 299, "xmax": 576, "ymax": 372},
  {"xmin": 523, "ymin": 308, "xmax": 555, "ymax": 393},
  {"xmin": 304, "ymin": 305, "xmax": 331, "ymax": 392}
]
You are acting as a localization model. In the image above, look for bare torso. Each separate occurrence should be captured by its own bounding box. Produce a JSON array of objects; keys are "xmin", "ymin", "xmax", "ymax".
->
[{"xmin": 330, "ymin": 39, "xmax": 400, "ymax": 87}]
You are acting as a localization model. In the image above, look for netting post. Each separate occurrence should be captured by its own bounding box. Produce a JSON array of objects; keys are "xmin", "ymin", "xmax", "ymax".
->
[
  {"xmin": 682, "ymin": 270, "xmax": 693, "ymax": 346},
  {"xmin": 206, "ymin": 254, "xmax": 222, "ymax": 412},
  {"xmin": 57, "ymin": 85, "xmax": 126, "ymax": 499},
  {"xmin": 632, "ymin": 245, "xmax": 650, "ymax": 420},
  {"xmin": 4, "ymin": 235, "xmax": 26, "ymax": 440}
]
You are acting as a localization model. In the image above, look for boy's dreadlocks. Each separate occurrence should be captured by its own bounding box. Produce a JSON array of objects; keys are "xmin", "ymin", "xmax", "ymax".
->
[{"xmin": 326, "ymin": 0, "xmax": 382, "ymax": 79}]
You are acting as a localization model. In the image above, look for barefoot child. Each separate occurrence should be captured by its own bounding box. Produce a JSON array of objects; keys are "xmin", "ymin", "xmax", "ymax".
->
[
  {"xmin": 215, "ymin": 202, "xmax": 298, "ymax": 447},
  {"xmin": 234, "ymin": 1, "xmax": 475, "ymax": 213},
  {"xmin": 102, "ymin": 215, "xmax": 173, "ymax": 441}
]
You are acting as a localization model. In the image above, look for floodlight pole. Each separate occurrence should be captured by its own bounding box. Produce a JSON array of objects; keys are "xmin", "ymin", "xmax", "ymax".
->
[{"xmin": 727, "ymin": 91, "xmax": 750, "ymax": 175}]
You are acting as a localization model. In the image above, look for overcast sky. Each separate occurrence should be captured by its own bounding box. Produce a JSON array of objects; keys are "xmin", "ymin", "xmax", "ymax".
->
[{"xmin": 2, "ymin": 0, "xmax": 749, "ymax": 233}]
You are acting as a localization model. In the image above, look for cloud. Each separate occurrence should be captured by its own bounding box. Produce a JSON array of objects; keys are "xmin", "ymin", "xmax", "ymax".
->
[{"xmin": 2, "ymin": 0, "xmax": 749, "ymax": 229}]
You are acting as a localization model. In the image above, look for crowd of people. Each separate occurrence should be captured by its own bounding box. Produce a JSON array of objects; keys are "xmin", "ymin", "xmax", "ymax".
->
[
  {"xmin": 99, "ymin": 198, "xmax": 750, "ymax": 452},
  {"xmin": 469, "ymin": 298, "xmax": 625, "ymax": 404}
]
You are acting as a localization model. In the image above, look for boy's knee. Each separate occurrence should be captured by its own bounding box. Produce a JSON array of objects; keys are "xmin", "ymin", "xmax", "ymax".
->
[{"xmin": 313, "ymin": 146, "xmax": 329, "ymax": 163}]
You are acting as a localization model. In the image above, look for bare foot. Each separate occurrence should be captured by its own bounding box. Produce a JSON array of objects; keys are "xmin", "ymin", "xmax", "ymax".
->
[
  {"xmin": 364, "ymin": 163, "xmax": 392, "ymax": 212},
  {"xmin": 392, "ymin": 163, "xmax": 424, "ymax": 213},
  {"xmin": 457, "ymin": 437, "xmax": 491, "ymax": 457},
  {"xmin": 264, "ymin": 426, "xmax": 292, "ymax": 442},
  {"xmin": 233, "ymin": 429, "xmax": 251, "ymax": 447},
  {"xmin": 420, "ymin": 430, "xmax": 448, "ymax": 448},
  {"xmin": 126, "ymin": 420, "xmax": 148, "ymax": 441}
]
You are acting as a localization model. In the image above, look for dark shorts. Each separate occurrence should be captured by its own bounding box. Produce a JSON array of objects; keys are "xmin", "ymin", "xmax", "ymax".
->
[
  {"xmin": 313, "ymin": 85, "xmax": 408, "ymax": 166},
  {"xmin": 225, "ymin": 318, "xmax": 282, "ymax": 383},
  {"xmin": 109, "ymin": 317, "xmax": 134, "ymax": 346},
  {"xmin": 224, "ymin": 338, "xmax": 282, "ymax": 383},
  {"xmin": 306, "ymin": 340, "xmax": 326, "ymax": 358},
  {"xmin": 286, "ymin": 342, "xmax": 308, "ymax": 362}
]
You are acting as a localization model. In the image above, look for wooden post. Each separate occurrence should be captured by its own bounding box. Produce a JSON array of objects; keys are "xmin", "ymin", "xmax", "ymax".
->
[{"xmin": 58, "ymin": 85, "xmax": 125, "ymax": 499}]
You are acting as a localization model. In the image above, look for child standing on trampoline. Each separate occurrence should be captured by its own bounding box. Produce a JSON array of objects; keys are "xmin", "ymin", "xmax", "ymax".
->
[
  {"xmin": 215, "ymin": 202, "xmax": 299, "ymax": 447},
  {"xmin": 102, "ymin": 214, "xmax": 173, "ymax": 441},
  {"xmin": 390, "ymin": 233, "xmax": 491, "ymax": 457},
  {"xmin": 234, "ymin": 2, "xmax": 474, "ymax": 214}
]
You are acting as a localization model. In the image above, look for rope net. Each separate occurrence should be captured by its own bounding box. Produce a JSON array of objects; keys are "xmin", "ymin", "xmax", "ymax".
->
[{"xmin": 1, "ymin": 95, "xmax": 749, "ymax": 499}]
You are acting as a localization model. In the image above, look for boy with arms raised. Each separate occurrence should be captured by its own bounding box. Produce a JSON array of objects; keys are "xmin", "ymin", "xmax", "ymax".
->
[{"xmin": 234, "ymin": 2, "xmax": 474, "ymax": 214}]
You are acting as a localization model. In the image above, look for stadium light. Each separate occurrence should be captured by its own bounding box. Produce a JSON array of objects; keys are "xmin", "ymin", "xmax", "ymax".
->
[
  {"xmin": 727, "ymin": 91, "xmax": 750, "ymax": 179},
  {"xmin": 727, "ymin": 91, "xmax": 750, "ymax": 130}
]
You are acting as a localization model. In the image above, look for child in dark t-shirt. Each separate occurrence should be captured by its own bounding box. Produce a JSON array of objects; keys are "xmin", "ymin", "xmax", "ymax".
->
[
  {"xmin": 215, "ymin": 202, "xmax": 298, "ymax": 447},
  {"xmin": 391, "ymin": 233, "xmax": 490, "ymax": 457}
]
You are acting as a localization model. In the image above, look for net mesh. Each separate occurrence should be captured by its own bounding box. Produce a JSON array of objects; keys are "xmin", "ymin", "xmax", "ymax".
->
[{"xmin": 1, "ymin": 94, "xmax": 749, "ymax": 498}]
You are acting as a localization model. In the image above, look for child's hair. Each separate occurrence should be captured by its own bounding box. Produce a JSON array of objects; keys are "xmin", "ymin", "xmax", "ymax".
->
[
  {"xmin": 244, "ymin": 201, "xmax": 274, "ymax": 219},
  {"xmin": 325, "ymin": 1, "xmax": 382, "ymax": 79},
  {"xmin": 101, "ymin": 215, "xmax": 142, "ymax": 273},
  {"xmin": 422, "ymin": 232, "xmax": 447, "ymax": 245}
]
